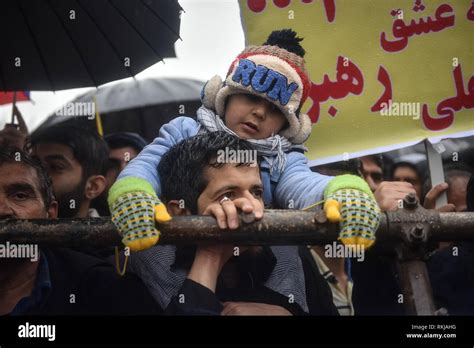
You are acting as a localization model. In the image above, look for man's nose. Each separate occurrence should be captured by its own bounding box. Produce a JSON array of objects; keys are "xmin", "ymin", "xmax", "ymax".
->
[{"xmin": 242, "ymin": 190, "xmax": 263, "ymax": 206}]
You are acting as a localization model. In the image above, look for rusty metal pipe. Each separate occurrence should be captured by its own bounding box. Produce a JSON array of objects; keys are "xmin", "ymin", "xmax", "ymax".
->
[{"xmin": 0, "ymin": 210, "xmax": 473, "ymax": 247}]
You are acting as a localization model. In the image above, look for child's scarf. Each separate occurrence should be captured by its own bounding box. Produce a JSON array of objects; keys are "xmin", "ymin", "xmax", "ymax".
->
[{"xmin": 197, "ymin": 106, "xmax": 307, "ymax": 176}]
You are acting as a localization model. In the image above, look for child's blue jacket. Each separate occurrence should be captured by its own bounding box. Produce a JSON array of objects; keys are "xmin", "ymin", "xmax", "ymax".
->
[{"xmin": 118, "ymin": 116, "xmax": 334, "ymax": 208}]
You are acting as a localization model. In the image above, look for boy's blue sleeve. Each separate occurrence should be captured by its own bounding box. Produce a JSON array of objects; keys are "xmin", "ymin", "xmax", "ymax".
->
[
  {"xmin": 274, "ymin": 151, "xmax": 335, "ymax": 210},
  {"xmin": 117, "ymin": 116, "xmax": 200, "ymax": 196}
]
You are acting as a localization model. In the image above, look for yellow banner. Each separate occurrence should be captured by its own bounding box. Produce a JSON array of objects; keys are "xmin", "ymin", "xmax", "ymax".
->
[{"xmin": 239, "ymin": 0, "xmax": 474, "ymax": 165}]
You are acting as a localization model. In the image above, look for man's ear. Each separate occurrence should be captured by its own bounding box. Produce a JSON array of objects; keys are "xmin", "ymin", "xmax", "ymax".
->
[
  {"xmin": 47, "ymin": 200, "xmax": 58, "ymax": 219},
  {"xmin": 167, "ymin": 200, "xmax": 191, "ymax": 216},
  {"xmin": 84, "ymin": 175, "xmax": 106, "ymax": 201}
]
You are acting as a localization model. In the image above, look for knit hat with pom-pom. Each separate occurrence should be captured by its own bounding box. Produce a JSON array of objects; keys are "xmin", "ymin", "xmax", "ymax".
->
[{"xmin": 201, "ymin": 29, "xmax": 312, "ymax": 144}]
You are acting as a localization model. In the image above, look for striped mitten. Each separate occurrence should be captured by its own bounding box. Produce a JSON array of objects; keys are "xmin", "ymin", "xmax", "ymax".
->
[
  {"xmin": 323, "ymin": 175, "xmax": 381, "ymax": 249},
  {"xmin": 108, "ymin": 177, "xmax": 171, "ymax": 252}
]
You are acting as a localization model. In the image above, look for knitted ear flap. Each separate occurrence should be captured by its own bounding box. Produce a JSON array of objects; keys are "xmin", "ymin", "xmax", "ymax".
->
[
  {"xmin": 201, "ymin": 75, "xmax": 223, "ymax": 111},
  {"xmin": 289, "ymin": 113, "xmax": 312, "ymax": 144}
]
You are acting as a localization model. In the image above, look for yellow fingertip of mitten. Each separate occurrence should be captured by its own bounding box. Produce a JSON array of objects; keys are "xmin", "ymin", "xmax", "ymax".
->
[
  {"xmin": 340, "ymin": 236, "xmax": 358, "ymax": 246},
  {"xmin": 125, "ymin": 235, "xmax": 160, "ymax": 252},
  {"xmin": 155, "ymin": 204, "xmax": 172, "ymax": 223},
  {"xmin": 324, "ymin": 199, "xmax": 342, "ymax": 222}
]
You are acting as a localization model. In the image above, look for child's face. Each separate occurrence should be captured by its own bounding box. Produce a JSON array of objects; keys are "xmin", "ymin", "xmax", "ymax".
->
[{"xmin": 224, "ymin": 94, "xmax": 287, "ymax": 139}]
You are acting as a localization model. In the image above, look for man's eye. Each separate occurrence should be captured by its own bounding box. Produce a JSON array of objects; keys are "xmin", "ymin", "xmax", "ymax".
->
[
  {"xmin": 252, "ymin": 189, "xmax": 263, "ymax": 198},
  {"xmin": 220, "ymin": 192, "xmax": 234, "ymax": 201},
  {"xmin": 12, "ymin": 192, "xmax": 29, "ymax": 201},
  {"xmin": 371, "ymin": 173, "xmax": 383, "ymax": 182},
  {"xmin": 49, "ymin": 163, "xmax": 65, "ymax": 171}
]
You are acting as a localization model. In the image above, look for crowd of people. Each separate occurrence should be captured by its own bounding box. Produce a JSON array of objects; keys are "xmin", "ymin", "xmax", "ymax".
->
[{"xmin": 0, "ymin": 29, "xmax": 473, "ymax": 316}]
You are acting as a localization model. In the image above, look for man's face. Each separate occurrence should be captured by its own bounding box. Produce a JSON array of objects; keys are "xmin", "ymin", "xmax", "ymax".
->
[
  {"xmin": 33, "ymin": 143, "xmax": 85, "ymax": 217},
  {"xmin": 224, "ymin": 94, "xmax": 287, "ymax": 140},
  {"xmin": 196, "ymin": 163, "xmax": 264, "ymax": 214},
  {"xmin": 105, "ymin": 146, "xmax": 139, "ymax": 192},
  {"xmin": 0, "ymin": 163, "xmax": 56, "ymax": 220},
  {"xmin": 360, "ymin": 157, "xmax": 383, "ymax": 192},
  {"xmin": 447, "ymin": 175, "xmax": 469, "ymax": 212},
  {"xmin": 393, "ymin": 166, "xmax": 422, "ymax": 199}
]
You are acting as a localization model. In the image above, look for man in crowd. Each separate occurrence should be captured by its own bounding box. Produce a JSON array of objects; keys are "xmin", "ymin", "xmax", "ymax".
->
[
  {"xmin": 129, "ymin": 131, "xmax": 309, "ymax": 315},
  {"xmin": 427, "ymin": 172, "xmax": 474, "ymax": 315},
  {"xmin": 390, "ymin": 154, "xmax": 428, "ymax": 205},
  {"xmin": 359, "ymin": 155, "xmax": 385, "ymax": 193},
  {"xmin": 0, "ymin": 147, "xmax": 162, "ymax": 315},
  {"xmin": 361, "ymin": 153, "xmax": 456, "ymax": 212},
  {"xmin": 354, "ymin": 152, "xmax": 465, "ymax": 314},
  {"xmin": 360, "ymin": 155, "xmax": 419, "ymax": 211},
  {"xmin": 30, "ymin": 124, "xmax": 108, "ymax": 218}
]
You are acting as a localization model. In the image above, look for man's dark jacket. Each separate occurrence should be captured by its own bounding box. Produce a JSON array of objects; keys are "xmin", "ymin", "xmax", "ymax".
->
[{"xmin": 27, "ymin": 247, "xmax": 162, "ymax": 315}]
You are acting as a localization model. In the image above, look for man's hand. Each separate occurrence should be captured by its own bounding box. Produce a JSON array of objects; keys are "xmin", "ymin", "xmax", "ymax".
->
[
  {"xmin": 221, "ymin": 302, "xmax": 292, "ymax": 316},
  {"xmin": 424, "ymin": 182, "xmax": 456, "ymax": 212},
  {"xmin": 0, "ymin": 106, "xmax": 28, "ymax": 149},
  {"xmin": 374, "ymin": 181, "xmax": 417, "ymax": 211},
  {"xmin": 202, "ymin": 196, "xmax": 263, "ymax": 230},
  {"xmin": 198, "ymin": 196, "xmax": 264, "ymax": 263}
]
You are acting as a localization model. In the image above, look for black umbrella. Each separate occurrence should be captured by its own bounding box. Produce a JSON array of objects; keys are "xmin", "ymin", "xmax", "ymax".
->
[
  {"xmin": 0, "ymin": 0, "xmax": 182, "ymax": 91},
  {"xmin": 33, "ymin": 77, "xmax": 204, "ymax": 142}
]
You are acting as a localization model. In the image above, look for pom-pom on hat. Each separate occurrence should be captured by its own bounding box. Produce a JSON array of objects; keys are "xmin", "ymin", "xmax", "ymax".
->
[{"xmin": 201, "ymin": 29, "xmax": 312, "ymax": 144}]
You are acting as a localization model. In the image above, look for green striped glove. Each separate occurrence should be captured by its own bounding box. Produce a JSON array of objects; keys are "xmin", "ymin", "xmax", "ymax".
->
[
  {"xmin": 108, "ymin": 177, "xmax": 171, "ymax": 252},
  {"xmin": 323, "ymin": 175, "xmax": 381, "ymax": 249}
]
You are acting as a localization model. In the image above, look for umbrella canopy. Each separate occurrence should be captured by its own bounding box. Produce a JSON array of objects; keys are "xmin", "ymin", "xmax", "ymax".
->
[
  {"xmin": 0, "ymin": 0, "xmax": 182, "ymax": 91},
  {"xmin": 33, "ymin": 77, "xmax": 204, "ymax": 142},
  {"xmin": 72, "ymin": 77, "xmax": 203, "ymax": 114}
]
